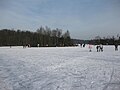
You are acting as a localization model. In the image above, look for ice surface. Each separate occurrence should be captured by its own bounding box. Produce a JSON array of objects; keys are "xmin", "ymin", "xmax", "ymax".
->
[{"xmin": 0, "ymin": 45, "xmax": 120, "ymax": 90}]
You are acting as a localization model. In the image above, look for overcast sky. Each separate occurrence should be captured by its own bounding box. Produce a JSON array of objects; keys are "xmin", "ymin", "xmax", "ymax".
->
[{"xmin": 0, "ymin": 0, "xmax": 120, "ymax": 39}]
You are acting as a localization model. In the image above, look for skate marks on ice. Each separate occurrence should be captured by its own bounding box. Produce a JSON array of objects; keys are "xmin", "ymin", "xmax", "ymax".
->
[
  {"xmin": 0, "ymin": 47, "xmax": 120, "ymax": 90},
  {"xmin": 33, "ymin": 65, "xmax": 120, "ymax": 90},
  {"xmin": 103, "ymin": 67, "xmax": 120, "ymax": 90}
]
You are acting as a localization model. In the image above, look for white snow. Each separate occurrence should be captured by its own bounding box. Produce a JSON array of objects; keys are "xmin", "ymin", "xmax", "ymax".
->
[{"xmin": 0, "ymin": 45, "xmax": 120, "ymax": 90}]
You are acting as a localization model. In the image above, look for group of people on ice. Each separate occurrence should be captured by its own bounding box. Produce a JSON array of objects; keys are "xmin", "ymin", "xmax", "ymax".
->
[
  {"xmin": 96, "ymin": 44, "xmax": 103, "ymax": 52},
  {"xmin": 80, "ymin": 43, "xmax": 86, "ymax": 48},
  {"xmin": 23, "ymin": 44, "xmax": 31, "ymax": 48},
  {"xmin": 88, "ymin": 44, "xmax": 103, "ymax": 52},
  {"xmin": 88, "ymin": 44, "xmax": 118, "ymax": 52}
]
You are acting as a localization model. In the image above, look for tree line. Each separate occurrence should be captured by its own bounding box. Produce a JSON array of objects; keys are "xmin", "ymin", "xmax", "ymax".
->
[
  {"xmin": 89, "ymin": 35, "xmax": 120, "ymax": 45},
  {"xmin": 0, "ymin": 26, "xmax": 73, "ymax": 47}
]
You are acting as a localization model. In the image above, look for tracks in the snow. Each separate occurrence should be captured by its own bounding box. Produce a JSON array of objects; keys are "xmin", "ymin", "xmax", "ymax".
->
[{"xmin": 103, "ymin": 68, "xmax": 115, "ymax": 90}]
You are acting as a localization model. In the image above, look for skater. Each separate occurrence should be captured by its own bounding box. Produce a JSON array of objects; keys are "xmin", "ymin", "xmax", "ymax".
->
[
  {"xmin": 83, "ymin": 44, "xmax": 85, "ymax": 47},
  {"xmin": 80, "ymin": 43, "xmax": 82, "ymax": 47},
  {"xmin": 37, "ymin": 44, "xmax": 40, "ymax": 47},
  {"xmin": 28, "ymin": 44, "xmax": 31, "ymax": 48},
  {"xmin": 100, "ymin": 44, "xmax": 103, "ymax": 52},
  {"xmin": 89, "ymin": 44, "xmax": 92, "ymax": 52},
  {"xmin": 115, "ymin": 43, "xmax": 118, "ymax": 51},
  {"xmin": 96, "ymin": 45, "xmax": 99, "ymax": 52}
]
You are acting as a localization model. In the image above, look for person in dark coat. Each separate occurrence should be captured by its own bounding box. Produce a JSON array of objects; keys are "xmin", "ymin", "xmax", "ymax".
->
[
  {"xmin": 96, "ymin": 45, "xmax": 99, "ymax": 52},
  {"xmin": 100, "ymin": 44, "xmax": 103, "ymax": 52},
  {"xmin": 115, "ymin": 43, "xmax": 118, "ymax": 51},
  {"xmin": 80, "ymin": 43, "xmax": 82, "ymax": 47},
  {"xmin": 83, "ymin": 44, "xmax": 85, "ymax": 47}
]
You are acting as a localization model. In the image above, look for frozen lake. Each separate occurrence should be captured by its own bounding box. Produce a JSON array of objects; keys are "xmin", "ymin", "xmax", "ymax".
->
[{"xmin": 0, "ymin": 45, "xmax": 120, "ymax": 90}]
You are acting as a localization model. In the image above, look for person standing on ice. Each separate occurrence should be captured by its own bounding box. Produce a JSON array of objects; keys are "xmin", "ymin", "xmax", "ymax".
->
[
  {"xmin": 80, "ymin": 43, "xmax": 82, "ymax": 47},
  {"xmin": 96, "ymin": 45, "xmax": 99, "ymax": 52},
  {"xmin": 37, "ymin": 44, "xmax": 40, "ymax": 47},
  {"xmin": 100, "ymin": 44, "xmax": 103, "ymax": 52},
  {"xmin": 83, "ymin": 44, "xmax": 86, "ymax": 47},
  {"xmin": 115, "ymin": 43, "xmax": 118, "ymax": 51},
  {"xmin": 89, "ymin": 44, "xmax": 92, "ymax": 52}
]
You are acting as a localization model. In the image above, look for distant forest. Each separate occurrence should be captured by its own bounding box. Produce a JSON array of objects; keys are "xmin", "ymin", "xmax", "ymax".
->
[
  {"xmin": 74, "ymin": 35, "xmax": 120, "ymax": 45},
  {"xmin": 0, "ymin": 27, "xmax": 120, "ymax": 47},
  {"xmin": 89, "ymin": 35, "xmax": 120, "ymax": 45},
  {"xmin": 0, "ymin": 26, "xmax": 73, "ymax": 47}
]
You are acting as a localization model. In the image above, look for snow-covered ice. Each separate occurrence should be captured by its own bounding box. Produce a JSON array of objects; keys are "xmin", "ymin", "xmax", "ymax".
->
[{"xmin": 0, "ymin": 45, "xmax": 120, "ymax": 90}]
